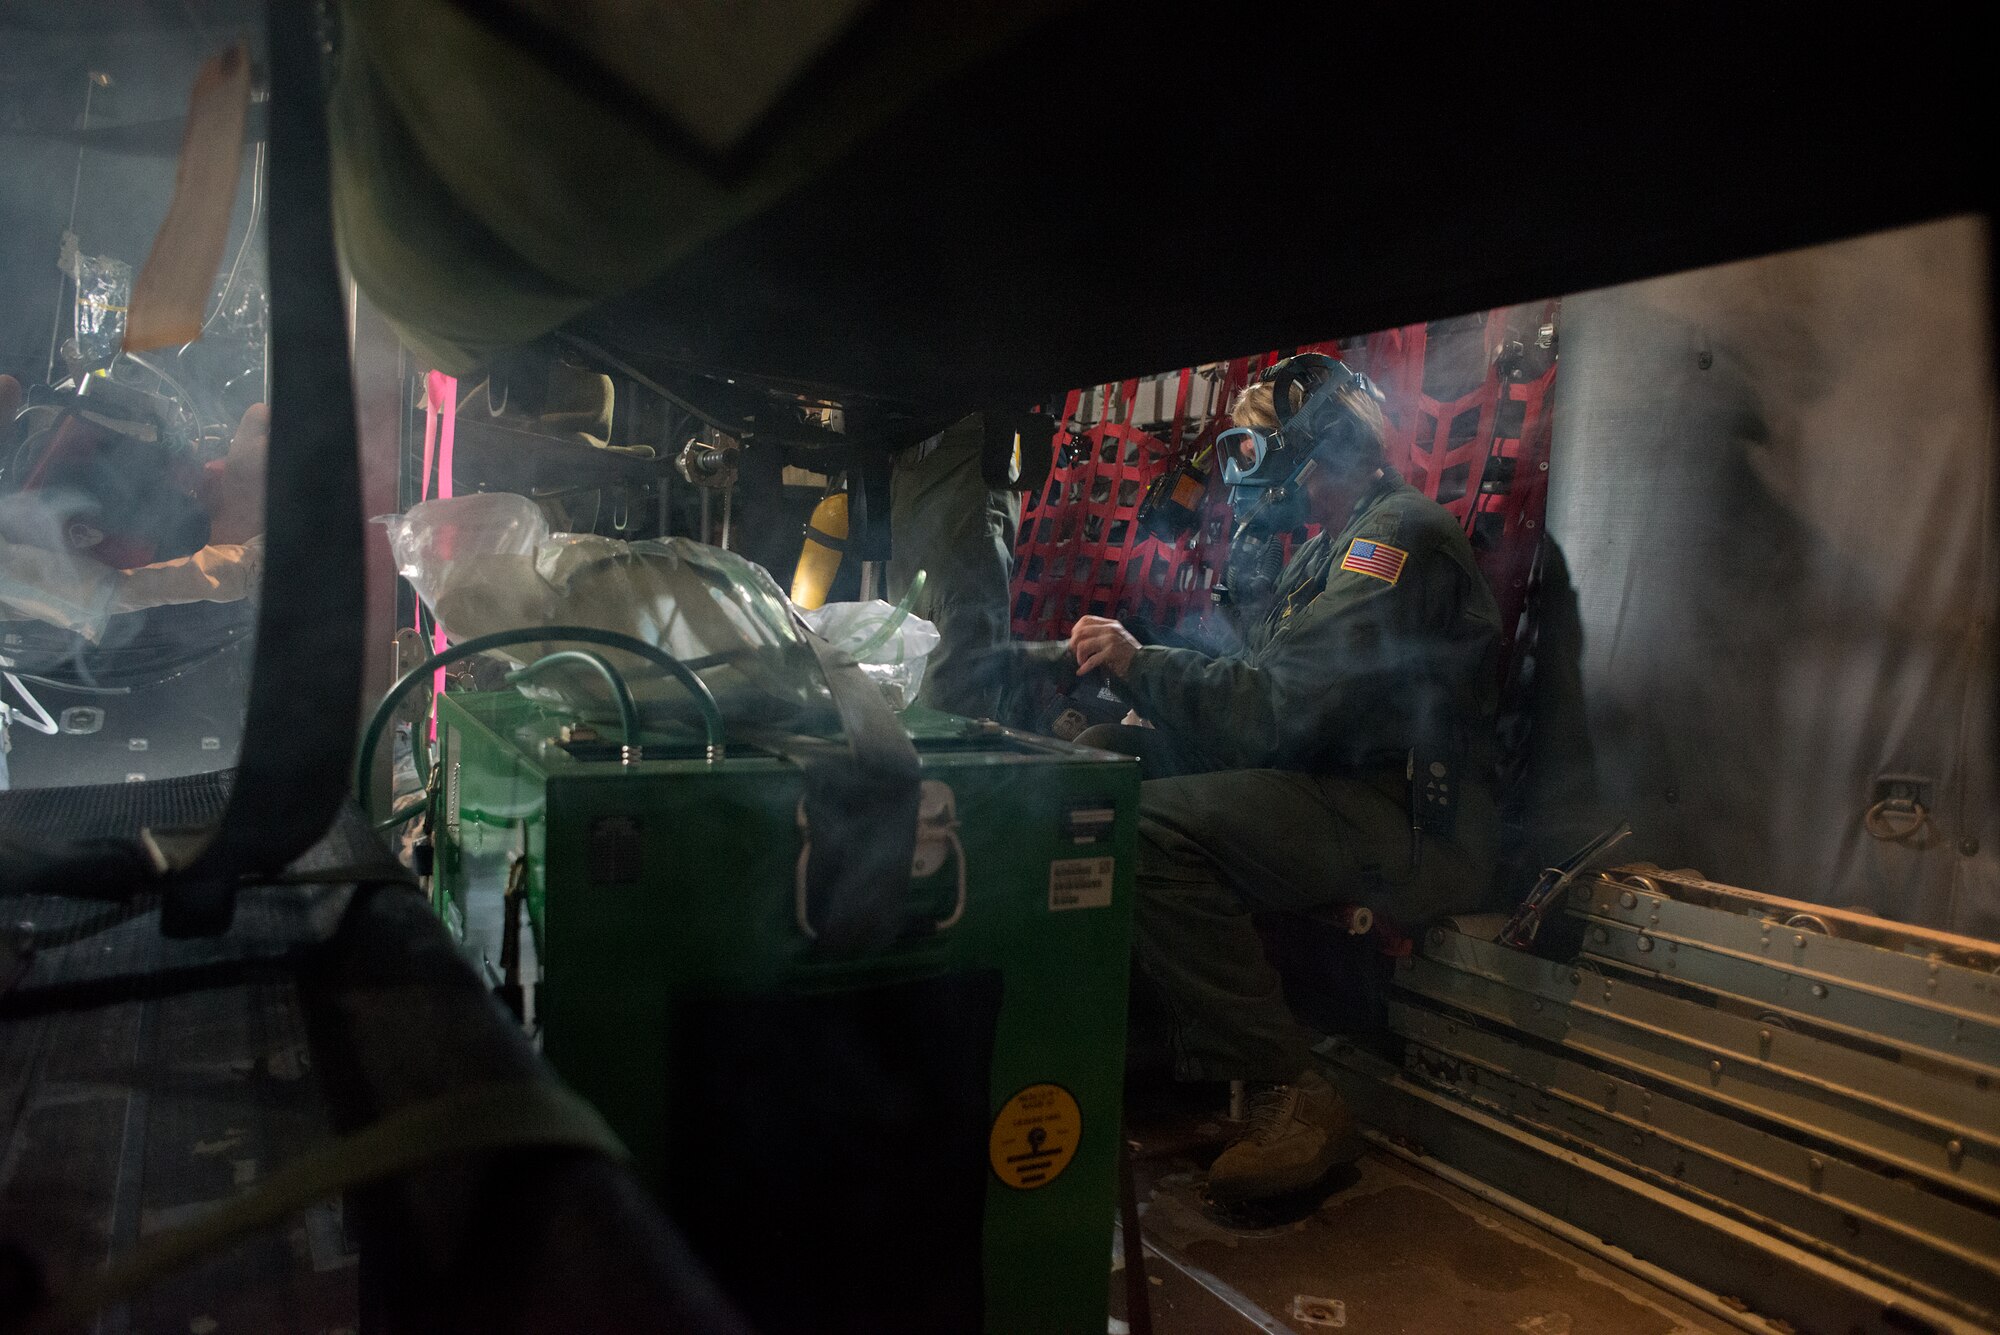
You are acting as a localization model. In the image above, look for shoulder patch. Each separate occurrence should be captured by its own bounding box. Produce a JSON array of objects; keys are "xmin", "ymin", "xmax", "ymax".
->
[
  {"xmin": 1340, "ymin": 537, "xmax": 1408, "ymax": 584},
  {"xmin": 1354, "ymin": 507, "xmax": 1404, "ymax": 543}
]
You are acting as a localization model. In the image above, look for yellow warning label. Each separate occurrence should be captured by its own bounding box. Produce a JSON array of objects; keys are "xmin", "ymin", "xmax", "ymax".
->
[{"xmin": 989, "ymin": 1083, "xmax": 1082, "ymax": 1190}]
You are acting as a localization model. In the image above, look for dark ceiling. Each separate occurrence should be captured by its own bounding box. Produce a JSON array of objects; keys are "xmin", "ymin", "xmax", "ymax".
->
[
  {"xmin": 571, "ymin": 3, "xmax": 1987, "ymax": 412},
  {"xmin": 0, "ymin": 1, "xmax": 1986, "ymax": 417}
]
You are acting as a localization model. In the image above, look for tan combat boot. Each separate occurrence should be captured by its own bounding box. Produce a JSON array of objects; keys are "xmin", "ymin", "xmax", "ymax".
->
[{"xmin": 1205, "ymin": 1068, "xmax": 1360, "ymax": 1204}]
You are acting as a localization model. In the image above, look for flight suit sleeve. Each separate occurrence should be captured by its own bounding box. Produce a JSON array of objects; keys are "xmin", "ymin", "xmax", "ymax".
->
[{"xmin": 1116, "ymin": 507, "xmax": 1444, "ymax": 770}]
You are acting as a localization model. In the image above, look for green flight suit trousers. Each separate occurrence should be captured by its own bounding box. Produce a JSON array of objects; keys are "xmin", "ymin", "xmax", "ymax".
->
[
  {"xmin": 1079, "ymin": 724, "xmax": 1496, "ymax": 1083},
  {"xmin": 888, "ymin": 417, "xmax": 1023, "ymax": 720}
]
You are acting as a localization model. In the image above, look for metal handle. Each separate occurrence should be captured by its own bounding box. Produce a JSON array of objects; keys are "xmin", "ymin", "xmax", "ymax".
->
[{"xmin": 793, "ymin": 793, "xmax": 966, "ymax": 942}]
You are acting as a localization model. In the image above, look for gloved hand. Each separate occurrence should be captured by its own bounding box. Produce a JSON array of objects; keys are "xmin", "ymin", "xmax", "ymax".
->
[
  {"xmin": 998, "ymin": 639, "xmax": 1078, "ymax": 680},
  {"xmin": 1068, "ymin": 615, "xmax": 1140, "ymax": 679},
  {"xmin": 955, "ymin": 640, "xmax": 1076, "ymax": 731}
]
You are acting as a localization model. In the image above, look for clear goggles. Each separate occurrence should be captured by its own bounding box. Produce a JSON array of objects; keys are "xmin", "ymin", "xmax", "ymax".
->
[{"xmin": 1216, "ymin": 425, "xmax": 1278, "ymax": 485}]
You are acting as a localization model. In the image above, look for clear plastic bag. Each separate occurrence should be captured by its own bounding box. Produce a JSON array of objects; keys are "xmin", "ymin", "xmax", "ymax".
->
[
  {"xmin": 380, "ymin": 494, "xmax": 831, "ymax": 730},
  {"xmin": 800, "ymin": 599, "xmax": 940, "ymax": 712},
  {"xmin": 70, "ymin": 252, "xmax": 132, "ymax": 369},
  {"xmin": 379, "ymin": 491, "xmax": 548, "ymax": 614}
]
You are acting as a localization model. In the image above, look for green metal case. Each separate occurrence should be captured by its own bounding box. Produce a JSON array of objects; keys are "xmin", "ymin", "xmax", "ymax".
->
[{"xmin": 434, "ymin": 691, "xmax": 1139, "ymax": 1334}]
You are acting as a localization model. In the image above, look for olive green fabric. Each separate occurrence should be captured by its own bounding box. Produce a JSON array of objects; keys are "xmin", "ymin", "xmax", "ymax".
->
[
  {"xmin": 1120, "ymin": 471, "xmax": 1502, "ymax": 775},
  {"xmin": 1103, "ymin": 472, "xmax": 1503, "ymax": 1082},
  {"xmin": 328, "ymin": 0, "xmax": 902, "ymax": 372},
  {"xmin": 329, "ymin": 0, "xmax": 1065, "ymax": 375},
  {"xmin": 327, "ymin": 15, "xmax": 601, "ymax": 375},
  {"xmin": 1130, "ymin": 746, "xmax": 1496, "ymax": 1082},
  {"xmin": 887, "ymin": 416, "xmax": 1023, "ymax": 719}
]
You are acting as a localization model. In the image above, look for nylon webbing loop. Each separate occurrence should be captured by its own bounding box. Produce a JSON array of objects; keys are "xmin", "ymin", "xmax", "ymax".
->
[
  {"xmin": 159, "ymin": 0, "xmax": 367, "ymax": 934},
  {"xmin": 759, "ymin": 623, "xmax": 922, "ymax": 955}
]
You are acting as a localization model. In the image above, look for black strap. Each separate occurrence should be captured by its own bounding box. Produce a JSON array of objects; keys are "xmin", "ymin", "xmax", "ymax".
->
[
  {"xmin": 0, "ymin": 835, "xmax": 158, "ymax": 903},
  {"xmin": 846, "ymin": 447, "xmax": 894, "ymax": 562},
  {"xmin": 802, "ymin": 522, "xmax": 847, "ymax": 550},
  {"xmin": 750, "ymin": 621, "xmax": 922, "ymax": 956},
  {"xmin": 160, "ymin": 0, "xmax": 367, "ymax": 935}
]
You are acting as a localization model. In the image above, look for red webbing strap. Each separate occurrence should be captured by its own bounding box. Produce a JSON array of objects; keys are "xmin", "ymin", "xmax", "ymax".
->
[
  {"xmin": 1009, "ymin": 357, "xmax": 1262, "ymax": 638},
  {"xmin": 1011, "ymin": 381, "xmax": 1172, "ymax": 639},
  {"xmin": 1354, "ymin": 305, "xmax": 1560, "ymax": 662},
  {"xmin": 1006, "ymin": 310, "xmax": 1559, "ymax": 664}
]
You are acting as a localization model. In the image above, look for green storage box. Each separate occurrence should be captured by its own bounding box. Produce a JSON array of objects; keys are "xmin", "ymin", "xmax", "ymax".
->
[{"xmin": 434, "ymin": 691, "xmax": 1139, "ymax": 1334}]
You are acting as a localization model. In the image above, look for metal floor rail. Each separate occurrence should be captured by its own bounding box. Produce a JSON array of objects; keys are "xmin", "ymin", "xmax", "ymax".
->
[{"xmin": 1327, "ymin": 866, "xmax": 2000, "ymax": 1335}]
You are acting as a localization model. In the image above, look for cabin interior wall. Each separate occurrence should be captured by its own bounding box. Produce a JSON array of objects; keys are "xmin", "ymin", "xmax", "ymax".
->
[{"xmin": 1543, "ymin": 216, "xmax": 1998, "ymax": 935}]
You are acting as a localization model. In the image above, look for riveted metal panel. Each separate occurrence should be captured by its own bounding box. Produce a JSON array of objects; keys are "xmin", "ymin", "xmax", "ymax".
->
[
  {"xmin": 1391, "ymin": 1001, "xmax": 2000, "ymax": 1322},
  {"xmin": 1323, "ymin": 1041, "xmax": 1991, "ymax": 1335},
  {"xmin": 1569, "ymin": 878, "xmax": 2000, "ymax": 1070},
  {"xmin": 1400, "ymin": 935, "xmax": 2000, "ymax": 1206}
]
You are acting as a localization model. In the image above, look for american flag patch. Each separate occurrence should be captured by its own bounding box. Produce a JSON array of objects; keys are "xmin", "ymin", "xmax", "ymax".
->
[{"xmin": 1341, "ymin": 538, "xmax": 1408, "ymax": 584}]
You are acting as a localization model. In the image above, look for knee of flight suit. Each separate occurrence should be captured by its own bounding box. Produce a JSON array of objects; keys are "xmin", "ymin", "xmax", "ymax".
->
[
  {"xmin": 1133, "ymin": 800, "xmax": 1226, "ymax": 890},
  {"xmin": 1130, "ymin": 816, "xmax": 1254, "ymax": 987}
]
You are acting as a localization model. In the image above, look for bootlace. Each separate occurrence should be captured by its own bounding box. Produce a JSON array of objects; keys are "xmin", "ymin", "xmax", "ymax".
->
[{"xmin": 1241, "ymin": 1083, "xmax": 1294, "ymax": 1142}]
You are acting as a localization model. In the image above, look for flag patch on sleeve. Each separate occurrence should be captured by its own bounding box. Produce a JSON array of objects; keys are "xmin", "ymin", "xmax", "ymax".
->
[{"xmin": 1341, "ymin": 538, "xmax": 1408, "ymax": 584}]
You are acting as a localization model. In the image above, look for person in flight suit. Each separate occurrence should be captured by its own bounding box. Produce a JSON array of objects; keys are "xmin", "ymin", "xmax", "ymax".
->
[
  {"xmin": 1067, "ymin": 353, "xmax": 1503, "ymax": 1205},
  {"xmin": 886, "ymin": 414, "xmax": 1024, "ymax": 719}
]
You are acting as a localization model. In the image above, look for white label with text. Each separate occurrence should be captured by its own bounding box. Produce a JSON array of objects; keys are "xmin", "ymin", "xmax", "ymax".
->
[{"xmin": 1049, "ymin": 857, "xmax": 1115, "ymax": 911}]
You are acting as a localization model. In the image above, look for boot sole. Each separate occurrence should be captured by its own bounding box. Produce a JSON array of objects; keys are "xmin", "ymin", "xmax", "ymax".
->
[
  {"xmin": 1200, "ymin": 1155, "xmax": 1366, "ymax": 1229},
  {"xmin": 1200, "ymin": 1126, "xmax": 1367, "ymax": 1221}
]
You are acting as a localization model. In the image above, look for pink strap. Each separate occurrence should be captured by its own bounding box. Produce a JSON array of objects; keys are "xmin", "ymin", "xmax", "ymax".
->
[
  {"xmin": 419, "ymin": 372, "xmax": 458, "ymax": 738},
  {"xmin": 428, "ymin": 370, "xmax": 456, "ymax": 503}
]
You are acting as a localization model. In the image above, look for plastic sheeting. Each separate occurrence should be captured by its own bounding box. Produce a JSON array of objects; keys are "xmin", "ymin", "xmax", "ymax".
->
[
  {"xmin": 0, "ymin": 536, "xmax": 262, "ymax": 642},
  {"xmin": 1543, "ymin": 217, "xmax": 1998, "ymax": 937},
  {"xmin": 799, "ymin": 599, "xmax": 940, "ymax": 712},
  {"xmin": 383, "ymin": 492, "xmax": 831, "ymax": 728}
]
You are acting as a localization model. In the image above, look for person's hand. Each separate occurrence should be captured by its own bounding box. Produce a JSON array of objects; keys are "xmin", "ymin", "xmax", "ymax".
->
[
  {"xmin": 206, "ymin": 404, "xmax": 268, "ymax": 545},
  {"xmin": 1069, "ymin": 615, "xmax": 1140, "ymax": 679},
  {"xmin": 1120, "ymin": 710, "xmax": 1153, "ymax": 729}
]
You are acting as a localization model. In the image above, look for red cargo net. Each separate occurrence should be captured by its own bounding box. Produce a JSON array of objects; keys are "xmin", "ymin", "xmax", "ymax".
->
[
  {"xmin": 1011, "ymin": 358, "xmax": 1263, "ymax": 641},
  {"xmin": 1010, "ymin": 302, "xmax": 1559, "ymax": 665}
]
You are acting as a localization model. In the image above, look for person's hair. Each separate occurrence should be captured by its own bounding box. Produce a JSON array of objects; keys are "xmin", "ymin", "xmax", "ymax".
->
[
  {"xmin": 1229, "ymin": 380, "xmax": 1277, "ymax": 430},
  {"xmin": 1228, "ymin": 374, "xmax": 1387, "ymax": 475}
]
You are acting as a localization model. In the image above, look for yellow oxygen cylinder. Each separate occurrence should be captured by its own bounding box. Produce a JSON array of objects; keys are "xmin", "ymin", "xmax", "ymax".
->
[{"xmin": 791, "ymin": 491, "xmax": 849, "ymax": 609}]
